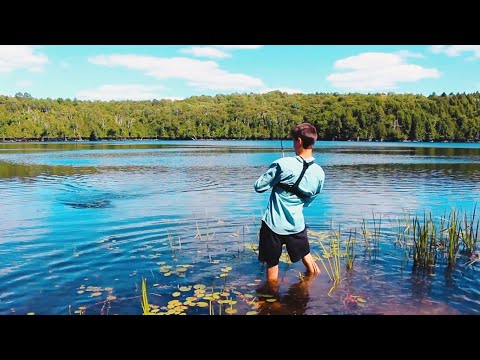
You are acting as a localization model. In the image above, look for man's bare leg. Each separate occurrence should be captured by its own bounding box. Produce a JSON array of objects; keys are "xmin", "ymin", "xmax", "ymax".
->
[
  {"xmin": 302, "ymin": 253, "xmax": 321, "ymax": 275},
  {"xmin": 266, "ymin": 264, "xmax": 279, "ymax": 282}
]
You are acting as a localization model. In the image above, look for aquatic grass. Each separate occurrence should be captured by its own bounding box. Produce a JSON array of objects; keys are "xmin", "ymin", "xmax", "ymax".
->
[
  {"xmin": 394, "ymin": 212, "xmax": 413, "ymax": 248},
  {"xmin": 315, "ymin": 228, "xmax": 342, "ymax": 296},
  {"xmin": 361, "ymin": 218, "xmax": 371, "ymax": 252},
  {"xmin": 464, "ymin": 253, "xmax": 480, "ymax": 268},
  {"xmin": 460, "ymin": 205, "xmax": 479, "ymax": 256},
  {"xmin": 372, "ymin": 212, "xmax": 381, "ymax": 257},
  {"xmin": 141, "ymin": 277, "xmax": 151, "ymax": 315},
  {"xmin": 167, "ymin": 231, "xmax": 176, "ymax": 257},
  {"xmin": 345, "ymin": 229, "xmax": 356, "ymax": 270},
  {"xmin": 411, "ymin": 212, "xmax": 437, "ymax": 272},
  {"xmin": 446, "ymin": 209, "xmax": 461, "ymax": 267},
  {"xmin": 195, "ymin": 221, "xmax": 212, "ymax": 262},
  {"xmin": 403, "ymin": 208, "xmax": 473, "ymax": 271}
]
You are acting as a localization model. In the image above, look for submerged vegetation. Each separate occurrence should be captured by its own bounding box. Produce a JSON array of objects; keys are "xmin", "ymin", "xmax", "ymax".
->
[
  {"xmin": 1, "ymin": 91, "xmax": 480, "ymax": 142},
  {"xmin": 56, "ymin": 207, "xmax": 480, "ymax": 315}
]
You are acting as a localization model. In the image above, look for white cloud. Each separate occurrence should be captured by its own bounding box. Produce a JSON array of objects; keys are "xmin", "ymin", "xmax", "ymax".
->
[
  {"xmin": 327, "ymin": 52, "xmax": 440, "ymax": 91},
  {"xmin": 0, "ymin": 45, "xmax": 48, "ymax": 73},
  {"xmin": 76, "ymin": 84, "xmax": 168, "ymax": 101},
  {"xmin": 396, "ymin": 50, "xmax": 424, "ymax": 58},
  {"xmin": 179, "ymin": 47, "xmax": 230, "ymax": 58},
  {"xmin": 213, "ymin": 45, "xmax": 263, "ymax": 50},
  {"xmin": 161, "ymin": 96, "xmax": 185, "ymax": 101},
  {"xmin": 430, "ymin": 45, "xmax": 446, "ymax": 54},
  {"xmin": 430, "ymin": 45, "xmax": 480, "ymax": 58},
  {"xmin": 16, "ymin": 80, "xmax": 33, "ymax": 88},
  {"xmin": 259, "ymin": 87, "xmax": 303, "ymax": 94},
  {"xmin": 89, "ymin": 54, "xmax": 264, "ymax": 91}
]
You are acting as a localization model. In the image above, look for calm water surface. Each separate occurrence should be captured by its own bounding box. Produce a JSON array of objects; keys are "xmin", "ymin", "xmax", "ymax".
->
[{"xmin": 0, "ymin": 140, "xmax": 479, "ymax": 315}]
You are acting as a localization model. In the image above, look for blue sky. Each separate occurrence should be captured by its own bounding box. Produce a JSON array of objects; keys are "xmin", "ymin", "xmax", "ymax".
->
[{"xmin": 1, "ymin": 45, "xmax": 479, "ymax": 101}]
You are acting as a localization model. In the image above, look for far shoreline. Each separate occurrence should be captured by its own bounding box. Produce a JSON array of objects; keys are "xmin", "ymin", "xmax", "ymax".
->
[{"xmin": 1, "ymin": 137, "xmax": 479, "ymax": 144}]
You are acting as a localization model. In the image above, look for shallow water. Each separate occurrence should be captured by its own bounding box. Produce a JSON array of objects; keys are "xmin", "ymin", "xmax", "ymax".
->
[{"xmin": 0, "ymin": 140, "xmax": 479, "ymax": 315}]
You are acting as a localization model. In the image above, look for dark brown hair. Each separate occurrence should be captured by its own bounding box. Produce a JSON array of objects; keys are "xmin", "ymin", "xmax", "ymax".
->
[{"xmin": 290, "ymin": 123, "xmax": 317, "ymax": 149}]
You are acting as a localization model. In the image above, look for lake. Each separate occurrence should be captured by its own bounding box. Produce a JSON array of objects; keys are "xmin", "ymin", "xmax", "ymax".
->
[{"xmin": 0, "ymin": 140, "xmax": 479, "ymax": 315}]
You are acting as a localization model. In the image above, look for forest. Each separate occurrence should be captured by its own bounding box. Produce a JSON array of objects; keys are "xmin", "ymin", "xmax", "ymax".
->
[{"xmin": 1, "ymin": 91, "xmax": 479, "ymax": 142}]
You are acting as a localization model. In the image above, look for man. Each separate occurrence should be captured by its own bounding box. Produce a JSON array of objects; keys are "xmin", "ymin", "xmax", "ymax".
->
[{"xmin": 254, "ymin": 123, "xmax": 325, "ymax": 283}]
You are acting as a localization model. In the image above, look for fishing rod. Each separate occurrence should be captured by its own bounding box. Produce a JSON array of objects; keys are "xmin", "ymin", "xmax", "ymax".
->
[{"xmin": 279, "ymin": 116, "xmax": 285, "ymax": 157}]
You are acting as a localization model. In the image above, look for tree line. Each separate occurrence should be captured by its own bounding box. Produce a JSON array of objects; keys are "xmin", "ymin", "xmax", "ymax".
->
[{"xmin": 1, "ymin": 91, "xmax": 480, "ymax": 142}]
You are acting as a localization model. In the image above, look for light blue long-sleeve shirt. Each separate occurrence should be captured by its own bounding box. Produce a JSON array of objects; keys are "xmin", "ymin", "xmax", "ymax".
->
[{"xmin": 254, "ymin": 155, "xmax": 325, "ymax": 235}]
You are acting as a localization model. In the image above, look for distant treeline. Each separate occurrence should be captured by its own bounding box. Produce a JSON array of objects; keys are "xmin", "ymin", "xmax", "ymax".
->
[{"xmin": 1, "ymin": 91, "xmax": 480, "ymax": 142}]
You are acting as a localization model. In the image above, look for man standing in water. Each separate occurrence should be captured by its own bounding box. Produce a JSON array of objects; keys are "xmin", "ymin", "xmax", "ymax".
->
[{"xmin": 254, "ymin": 123, "xmax": 325, "ymax": 284}]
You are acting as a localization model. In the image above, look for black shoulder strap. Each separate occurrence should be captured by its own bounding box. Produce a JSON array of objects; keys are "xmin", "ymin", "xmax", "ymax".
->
[{"xmin": 276, "ymin": 158, "xmax": 313, "ymax": 199}]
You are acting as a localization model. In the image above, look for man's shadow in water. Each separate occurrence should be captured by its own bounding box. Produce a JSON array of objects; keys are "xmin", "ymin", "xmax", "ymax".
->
[{"xmin": 255, "ymin": 273, "xmax": 316, "ymax": 315}]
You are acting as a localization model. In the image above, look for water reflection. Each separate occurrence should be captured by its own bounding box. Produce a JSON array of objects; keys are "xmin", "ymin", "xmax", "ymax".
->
[
  {"xmin": 0, "ymin": 161, "xmax": 96, "ymax": 179},
  {"xmin": 256, "ymin": 273, "xmax": 317, "ymax": 315}
]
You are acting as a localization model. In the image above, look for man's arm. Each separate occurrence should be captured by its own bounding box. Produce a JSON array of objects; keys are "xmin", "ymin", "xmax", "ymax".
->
[
  {"xmin": 303, "ymin": 177, "xmax": 324, "ymax": 207},
  {"xmin": 254, "ymin": 162, "xmax": 281, "ymax": 193}
]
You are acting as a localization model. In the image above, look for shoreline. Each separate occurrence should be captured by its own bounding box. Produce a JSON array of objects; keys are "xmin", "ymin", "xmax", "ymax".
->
[{"xmin": 1, "ymin": 137, "xmax": 478, "ymax": 144}]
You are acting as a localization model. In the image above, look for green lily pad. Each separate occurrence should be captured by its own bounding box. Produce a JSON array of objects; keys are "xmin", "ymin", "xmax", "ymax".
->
[
  {"xmin": 246, "ymin": 311, "xmax": 257, "ymax": 315},
  {"xmin": 90, "ymin": 292, "xmax": 102, "ymax": 297},
  {"xmin": 172, "ymin": 292, "xmax": 181, "ymax": 297}
]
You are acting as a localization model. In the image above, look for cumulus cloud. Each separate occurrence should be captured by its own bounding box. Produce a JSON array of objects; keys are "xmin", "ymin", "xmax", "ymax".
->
[
  {"xmin": 76, "ymin": 84, "xmax": 168, "ymax": 101},
  {"xmin": 160, "ymin": 96, "xmax": 185, "ymax": 101},
  {"xmin": 430, "ymin": 45, "xmax": 480, "ymax": 58},
  {"xmin": 327, "ymin": 52, "xmax": 440, "ymax": 91},
  {"xmin": 396, "ymin": 50, "xmax": 424, "ymax": 58},
  {"xmin": 213, "ymin": 45, "xmax": 263, "ymax": 50},
  {"xmin": 0, "ymin": 45, "xmax": 48, "ymax": 73},
  {"xmin": 88, "ymin": 54, "xmax": 264, "ymax": 91},
  {"xmin": 179, "ymin": 45, "xmax": 263, "ymax": 59},
  {"xmin": 179, "ymin": 47, "xmax": 230, "ymax": 59}
]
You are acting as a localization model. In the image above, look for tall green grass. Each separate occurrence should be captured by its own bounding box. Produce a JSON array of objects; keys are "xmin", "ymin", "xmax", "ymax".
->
[{"xmin": 141, "ymin": 278, "xmax": 151, "ymax": 315}]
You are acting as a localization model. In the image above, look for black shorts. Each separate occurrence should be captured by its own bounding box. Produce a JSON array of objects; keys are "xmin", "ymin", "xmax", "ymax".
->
[{"xmin": 258, "ymin": 221, "xmax": 310, "ymax": 267}]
